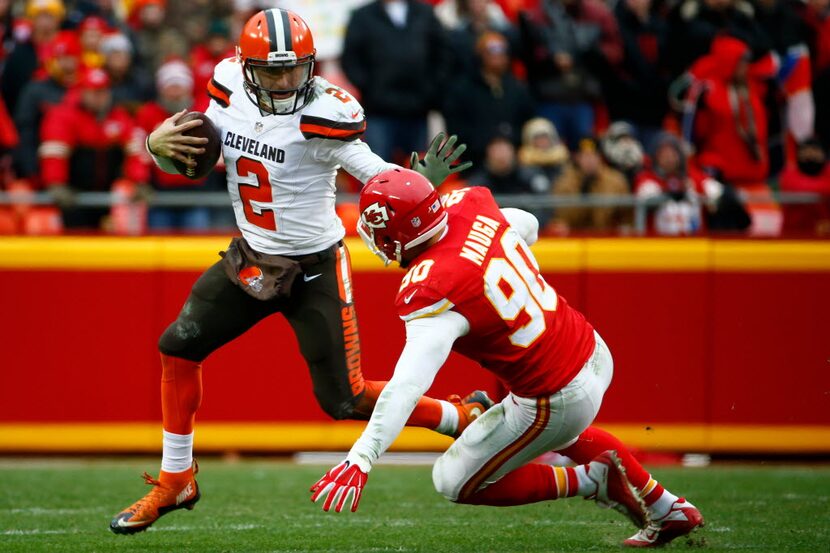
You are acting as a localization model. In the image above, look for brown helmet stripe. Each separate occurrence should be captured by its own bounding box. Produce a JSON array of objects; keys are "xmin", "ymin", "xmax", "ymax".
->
[
  {"xmin": 265, "ymin": 9, "xmax": 279, "ymax": 51},
  {"xmin": 280, "ymin": 9, "xmax": 293, "ymax": 51}
]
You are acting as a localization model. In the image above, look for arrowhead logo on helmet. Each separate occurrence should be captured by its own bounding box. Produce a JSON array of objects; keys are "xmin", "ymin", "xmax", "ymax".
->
[
  {"xmin": 361, "ymin": 202, "xmax": 390, "ymax": 229},
  {"xmin": 357, "ymin": 168, "xmax": 449, "ymax": 267}
]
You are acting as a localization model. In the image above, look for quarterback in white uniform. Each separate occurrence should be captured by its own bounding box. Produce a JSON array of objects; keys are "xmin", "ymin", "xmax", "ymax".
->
[
  {"xmin": 205, "ymin": 59, "xmax": 391, "ymax": 256},
  {"xmin": 110, "ymin": 8, "xmax": 488, "ymax": 535}
]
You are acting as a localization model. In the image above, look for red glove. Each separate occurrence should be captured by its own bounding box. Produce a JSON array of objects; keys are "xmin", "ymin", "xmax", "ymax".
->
[{"xmin": 310, "ymin": 459, "xmax": 369, "ymax": 513}]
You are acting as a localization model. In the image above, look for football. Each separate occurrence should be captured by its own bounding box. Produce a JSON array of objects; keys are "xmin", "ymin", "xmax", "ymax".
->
[{"xmin": 172, "ymin": 111, "xmax": 222, "ymax": 180}]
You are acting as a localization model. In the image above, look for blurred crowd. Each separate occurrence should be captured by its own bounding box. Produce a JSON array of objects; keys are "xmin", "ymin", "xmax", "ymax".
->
[{"xmin": 0, "ymin": 0, "xmax": 829, "ymax": 236}]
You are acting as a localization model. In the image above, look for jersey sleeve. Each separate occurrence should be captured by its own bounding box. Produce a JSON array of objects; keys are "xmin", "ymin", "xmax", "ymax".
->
[
  {"xmin": 205, "ymin": 57, "xmax": 236, "ymax": 109},
  {"xmin": 38, "ymin": 106, "xmax": 74, "ymax": 186},
  {"xmin": 300, "ymin": 79, "xmax": 366, "ymax": 142},
  {"xmin": 395, "ymin": 284, "xmax": 454, "ymax": 322},
  {"xmin": 318, "ymin": 139, "xmax": 397, "ymax": 184}
]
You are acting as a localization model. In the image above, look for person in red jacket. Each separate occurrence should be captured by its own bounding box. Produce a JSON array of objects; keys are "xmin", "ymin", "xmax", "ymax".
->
[
  {"xmin": 189, "ymin": 19, "xmax": 234, "ymax": 112},
  {"xmin": 39, "ymin": 67, "xmax": 148, "ymax": 229},
  {"xmin": 687, "ymin": 35, "xmax": 770, "ymax": 186},
  {"xmin": 135, "ymin": 59, "xmax": 213, "ymax": 230}
]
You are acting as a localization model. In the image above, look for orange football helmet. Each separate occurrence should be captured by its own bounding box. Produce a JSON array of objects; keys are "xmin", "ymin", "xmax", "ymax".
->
[{"xmin": 237, "ymin": 8, "xmax": 316, "ymax": 115}]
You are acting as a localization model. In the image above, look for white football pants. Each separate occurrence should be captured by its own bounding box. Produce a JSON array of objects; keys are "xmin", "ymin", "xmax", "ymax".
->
[{"xmin": 432, "ymin": 331, "xmax": 614, "ymax": 501}]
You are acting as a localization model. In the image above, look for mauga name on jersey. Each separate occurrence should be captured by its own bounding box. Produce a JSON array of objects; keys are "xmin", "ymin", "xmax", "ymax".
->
[
  {"xmin": 395, "ymin": 187, "xmax": 597, "ymax": 398},
  {"xmin": 204, "ymin": 57, "xmax": 393, "ymax": 257}
]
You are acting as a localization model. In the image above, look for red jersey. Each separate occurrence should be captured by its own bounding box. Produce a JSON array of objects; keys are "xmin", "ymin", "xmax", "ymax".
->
[
  {"xmin": 395, "ymin": 187, "xmax": 596, "ymax": 397},
  {"xmin": 40, "ymin": 92, "xmax": 148, "ymax": 188}
]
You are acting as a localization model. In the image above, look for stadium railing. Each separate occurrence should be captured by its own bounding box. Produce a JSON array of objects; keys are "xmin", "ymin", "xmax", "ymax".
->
[{"xmin": 0, "ymin": 190, "xmax": 823, "ymax": 234}]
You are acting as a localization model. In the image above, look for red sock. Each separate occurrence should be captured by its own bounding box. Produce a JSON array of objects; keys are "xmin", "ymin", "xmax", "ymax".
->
[
  {"xmin": 460, "ymin": 464, "xmax": 578, "ymax": 505},
  {"xmin": 160, "ymin": 354, "xmax": 202, "ymax": 435},
  {"xmin": 558, "ymin": 426, "xmax": 651, "ymax": 492},
  {"xmin": 355, "ymin": 380, "xmax": 444, "ymax": 430}
]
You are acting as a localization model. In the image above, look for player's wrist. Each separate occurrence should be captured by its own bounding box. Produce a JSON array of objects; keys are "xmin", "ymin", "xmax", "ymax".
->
[
  {"xmin": 346, "ymin": 451, "xmax": 372, "ymax": 473},
  {"xmin": 145, "ymin": 135, "xmax": 162, "ymax": 157}
]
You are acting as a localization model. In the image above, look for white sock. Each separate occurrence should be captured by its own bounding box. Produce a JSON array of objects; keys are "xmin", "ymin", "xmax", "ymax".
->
[
  {"xmin": 161, "ymin": 430, "xmax": 194, "ymax": 474},
  {"xmin": 434, "ymin": 400, "xmax": 460, "ymax": 436},
  {"xmin": 573, "ymin": 464, "xmax": 595, "ymax": 496},
  {"xmin": 649, "ymin": 488, "xmax": 680, "ymax": 519}
]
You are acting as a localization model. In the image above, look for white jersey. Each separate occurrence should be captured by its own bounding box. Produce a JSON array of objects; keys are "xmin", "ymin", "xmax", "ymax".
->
[{"xmin": 205, "ymin": 57, "xmax": 395, "ymax": 256}]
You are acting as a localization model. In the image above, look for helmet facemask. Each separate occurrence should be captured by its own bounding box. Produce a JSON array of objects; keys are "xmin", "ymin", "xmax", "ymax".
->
[
  {"xmin": 357, "ymin": 203, "xmax": 448, "ymax": 268},
  {"xmin": 241, "ymin": 49, "xmax": 314, "ymax": 116}
]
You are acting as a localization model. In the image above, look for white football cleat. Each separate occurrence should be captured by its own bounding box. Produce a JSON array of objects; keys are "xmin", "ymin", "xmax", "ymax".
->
[{"xmin": 623, "ymin": 498, "xmax": 704, "ymax": 547}]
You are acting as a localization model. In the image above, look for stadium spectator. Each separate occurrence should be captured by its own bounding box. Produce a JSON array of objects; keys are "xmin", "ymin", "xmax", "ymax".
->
[
  {"xmin": 798, "ymin": 0, "xmax": 830, "ymax": 153},
  {"xmin": 434, "ymin": 0, "xmax": 510, "ymax": 29},
  {"xmin": 634, "ymin": 132, "xmax": 723, "ymax": 235},
  {"xmin": 129, "ymin": 0, "xmax": 181, "ymax": 73},
  {"xmin": 442, "ymin": 31, "xmax": 534, "ymax": 167},
  {"xmin": 78, "ymin": 14, "xmax": 109, "ymax": 69},
  {"xmin": 600, "ymin": 121, "xmax": 644, "ymax": 186},
  {"xmin": 63, "ymin": 0, "xmax": 123, "ymax": 29},
  {"xmin": 1, "ymin": 0, "xmax": 65, "ymax": 115},
  {"xmin": 469, "ymin": 134, "xmax": 551, "ymax": 193},
  {"xmin": 190, "ymin": 19, "xmax": 235, "ymax": 112},
  {"xmin": 754, "ymin": 0, "xmax": 814, "ymax": 175},
  {"xmin": 135, "ymin": 59, "xmax": 213, "ymax": 231},
  {"xmin": 607, "ymin": 0, "xmax": 670, "ymax": 146},
  {"xmin": 39, "ymin": 68, "xmax": 148, "ymax": 229},
  {"xmin": 0, "ymin": 0, "xmax": 15, "ymax": 66},
  {"xmin": 468, "ymin": 134, "xmax": 551, "ymax": 223},
  {"xmin": 551, "ymin": 136, "xmax": 632, "ymax": 232},
  {"xmin": 12, "ymin": 30, "xmax": 80, "ymax": 183},
  {"xmin": 437, "ymin": 0, "xmax": 518, "ymax": 76},
  {"xmin": 102, "ymin": 32, "xmax": 153, "ymax": 114},
  {"xmin": 519, "ymin": 0, "xmax": 623, "ymax": 149},
  {"xmin": 342, "ymin": 0, "xmax": 449, "ymax": 163},
  {"xmin": 665, "ymin": 0, "xmax": 771, "ymax": 77},
  {"xmin": 779, "ymin": 137, "xmax": 830, "ymax": 235},
  {"xmin": 518, "ymin": 117, "xmax": 569, "ymax": 182},
  {"xmin": 0, "ymin": 95, "xmax": 17, "ymax": 188},
  {"xmin": 684, "ymin": 36, "xmax": 770, "ymax": 187}
]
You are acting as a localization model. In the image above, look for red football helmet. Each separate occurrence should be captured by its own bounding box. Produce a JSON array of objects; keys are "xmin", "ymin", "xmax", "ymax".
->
[
  {"xmin": 358, "ymin": 169, "xmax": 448, "ymax": 266},
  {"xmin": 237, "ymin": 8, "xmax": 316, "ymax": 115}
]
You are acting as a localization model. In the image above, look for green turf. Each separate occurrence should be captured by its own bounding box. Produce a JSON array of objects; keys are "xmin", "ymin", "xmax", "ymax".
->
[{"xmin": 0, "ymin": 459, "xmax": 828, "ymax": 552}]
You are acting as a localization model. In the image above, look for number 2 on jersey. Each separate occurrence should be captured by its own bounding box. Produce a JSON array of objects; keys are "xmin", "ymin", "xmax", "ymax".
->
[
  {"xmin": 236, "ymin": 156, "xmax": 276, "ymax": 231},
  {"xmin": 484, "ymin": 230, "xmax": 558, "ymax": 347}
]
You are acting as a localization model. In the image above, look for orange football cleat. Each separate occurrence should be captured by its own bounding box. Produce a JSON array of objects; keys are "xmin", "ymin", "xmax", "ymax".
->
[
  {"xmin": 449, "ymin": 390, "xmax": 495, "ymax": 437},
  {"xmin": 110, "ymin": 461, "xmax": 200, "ymax": 534}
]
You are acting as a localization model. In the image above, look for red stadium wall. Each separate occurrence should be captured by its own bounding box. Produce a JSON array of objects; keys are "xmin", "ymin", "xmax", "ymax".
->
[{"xmin": 1, "ymin": 237, "xmax": 829, "ymax": 454}]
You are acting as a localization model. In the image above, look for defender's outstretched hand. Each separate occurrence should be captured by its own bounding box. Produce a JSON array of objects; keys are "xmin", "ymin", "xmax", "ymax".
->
[
  {"xmin": 410, "ymin": 132, "xmax": 473, "ymax": 186},
  {"xmin": 311, "ymin": 460, "xmax": 369, "ymax": 513}
]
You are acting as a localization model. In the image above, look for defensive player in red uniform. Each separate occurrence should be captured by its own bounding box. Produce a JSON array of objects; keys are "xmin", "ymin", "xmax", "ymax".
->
[{"xmin": 311, "ymin": 169, "xmax": 704, "ymax": 547}]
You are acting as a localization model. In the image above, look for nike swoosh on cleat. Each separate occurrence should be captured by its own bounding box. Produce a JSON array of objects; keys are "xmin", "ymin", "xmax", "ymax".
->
[
  {"xmin": 303, "ymin": 274, "xmax": 322, "ymax": 282},
  {"xmin": 114, "ymin": 518, "xmax": 147, "ymax": 528}
]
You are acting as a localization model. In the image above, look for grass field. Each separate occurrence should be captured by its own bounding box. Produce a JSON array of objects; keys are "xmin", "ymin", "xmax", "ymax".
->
[{"xmin": 1, "ymin": 458, "xmax": 828, "ymax": 553}]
